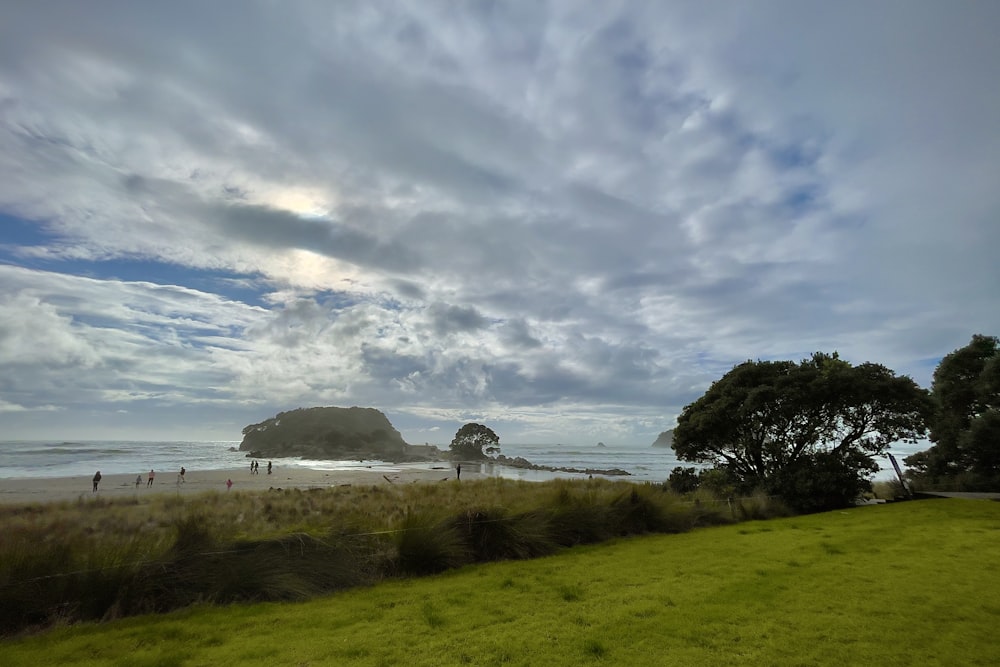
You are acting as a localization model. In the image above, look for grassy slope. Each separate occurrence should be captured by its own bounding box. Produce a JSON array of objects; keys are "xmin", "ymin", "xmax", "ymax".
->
[{"xmin": 2, "ymin": 499, "xmax": 998, "ymax": 666}]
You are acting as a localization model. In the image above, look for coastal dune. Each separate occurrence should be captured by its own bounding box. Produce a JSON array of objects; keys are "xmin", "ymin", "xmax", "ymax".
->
[{"xmin": 0, "ymin": 464, "xmax": 471, "ymax": 505}]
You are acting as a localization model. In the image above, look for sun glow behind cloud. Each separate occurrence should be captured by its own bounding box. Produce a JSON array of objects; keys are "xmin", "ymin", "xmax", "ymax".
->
[{"xmin": 262, "ymin": 188, "xmax": 333, "ymax": 220}]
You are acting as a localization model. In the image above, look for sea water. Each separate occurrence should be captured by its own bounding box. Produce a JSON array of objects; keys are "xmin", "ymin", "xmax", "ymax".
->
[
  {"xmin": 0, "ymin": 441, "xmax": 248, "ymax": 480},
  {"xmin": 0, "ymin": 440, "xmax": 682, "ymax": 483},
  {"xmin": 0, "ymin": 440, "xmax": 908, "ymax": 483}
]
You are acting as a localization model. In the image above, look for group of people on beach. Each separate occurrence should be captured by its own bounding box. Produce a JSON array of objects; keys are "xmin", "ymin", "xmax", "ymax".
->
[
  {"xmin": 91, "ymin": 461, "xmax": 273, "ymax": 495},
  {"xmin": 92, "ymin": 467, "xmax": 186, "ymax": 493},
  {"xmin": 249, "ymin": 460, "xmax": 272, "ymax": 475}
]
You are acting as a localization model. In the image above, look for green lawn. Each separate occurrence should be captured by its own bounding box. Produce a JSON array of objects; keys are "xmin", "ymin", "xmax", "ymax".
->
[{"xmin": 2, "ymin": 498, "xmax": 998, "ymax": 666}]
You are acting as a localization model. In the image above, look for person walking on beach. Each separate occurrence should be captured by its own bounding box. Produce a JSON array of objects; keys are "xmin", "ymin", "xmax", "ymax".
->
[
  {"xmin": 180, "ymin": 466, "xmax": 186, "ymax": 483},
  {"xmin": 92, "ymin": 471, "xmax": 102, "ymax": 492},
  {"xmin": 226, "ymin": 478, "xmax": 233, "ymax": 491},
  {"xmin": 147, "ymin": 469, "xmax": 155, "ymax": 487},
  {"xmin": 135, "ymin": 474, "xmax": 142, "ymax": 489},
  {"xmin": 456, "ymin": 463, "xmax": 462, "ymax": 481},
  {"xmin": 267, "ymin": 461, "xmax": 272, "ymax": 475}
]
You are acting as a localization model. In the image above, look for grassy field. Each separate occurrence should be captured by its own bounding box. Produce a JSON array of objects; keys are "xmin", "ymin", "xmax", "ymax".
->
[{"xmin": 2, "ymin": 498, "xmax": 997, "ymax": 666}]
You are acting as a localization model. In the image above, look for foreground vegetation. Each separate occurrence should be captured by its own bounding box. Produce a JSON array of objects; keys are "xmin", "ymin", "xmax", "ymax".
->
[
  {"xmin": 2, "ymin": 498, "xmax": 997, "ymax": 665},
  {"xmin": 0, "ymin": 478, "xmax": 784, "ymax": 636}
]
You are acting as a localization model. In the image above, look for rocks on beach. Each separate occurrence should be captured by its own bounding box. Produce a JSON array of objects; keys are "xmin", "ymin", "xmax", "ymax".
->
[{"xmin": 494, "ymin": 455, "xmax": 630, "ymax": 477}]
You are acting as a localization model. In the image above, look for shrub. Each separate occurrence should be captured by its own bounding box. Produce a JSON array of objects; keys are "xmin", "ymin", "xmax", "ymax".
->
[
  {"xmin": 734, "ymin": 491, "xmax": 790, "ymax": 521},
  {"xmin": 768, "ymin": 451, "xmax": 875, "ymax": 513},
  {"xmin": 547, "ymin": 504, "xmax": 615, "ymax": 546},
  {"xmin": 610, "ymin": 487, "xmax": 687, "ymax": 535},
  {"xmin": 451, "ymin": 507, "xmax": 557, "ymax": 562},
  {"xmin": 394, "ymin": 511, "xmax": 472, "ymax": 575},
  {"xmin": 698, "ymin": 467, "xmax": 738, "ymax": 497},
  {"xmin": 667, "ymin": 467, "xmax": 701, "ymax": 494},
  {"xmin": 872, "ymin": 479, "xmax": 909, "ymax": 499}
]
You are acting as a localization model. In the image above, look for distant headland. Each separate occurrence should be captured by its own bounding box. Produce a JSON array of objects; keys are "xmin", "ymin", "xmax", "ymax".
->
[{"xmin": 651, "ymin": 430, "xmax": 673, "ymax": 448}]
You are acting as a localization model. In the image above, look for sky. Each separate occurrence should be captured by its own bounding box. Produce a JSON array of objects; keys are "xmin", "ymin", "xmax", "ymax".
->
[{"xmin": 1, "ymin": 1, "xmax": 998, "ymax": 448}]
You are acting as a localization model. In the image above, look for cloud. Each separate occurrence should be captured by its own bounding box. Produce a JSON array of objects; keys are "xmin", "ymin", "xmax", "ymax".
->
[
  {"xmin": 0, "ymin": 1, "xmax": 998, "ymax": 443},
  {"xmin": 0, "ymin": 265, "xmax": 265, "ymax": 412},
  {"xmin": 427, "ymin": 303, "xmax": 488, "ymax": 336},
  {"xmin": 0, "ymin": 399, "xmax": 61, "ymax": 414}
]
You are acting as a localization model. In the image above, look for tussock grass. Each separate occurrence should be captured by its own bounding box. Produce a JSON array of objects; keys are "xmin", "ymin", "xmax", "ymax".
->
[
  {"xmin": 394, "ymin": 511, "xmax": 472, "ymax": 575},
  {"xmin": 0, "ymin": 478, "xmax": 787, "ymax": 636}
]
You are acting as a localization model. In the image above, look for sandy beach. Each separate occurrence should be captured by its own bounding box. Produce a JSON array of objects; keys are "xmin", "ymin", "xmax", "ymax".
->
[{"xmin": 0, "ymin": 463, "xmax": 474, "ymax": 505}]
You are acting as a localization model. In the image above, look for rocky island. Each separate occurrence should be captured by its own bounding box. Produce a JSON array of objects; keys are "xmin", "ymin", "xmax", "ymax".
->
[{"xmin": 239, "ymin": 406, "xmax": 441, "ymax": 462}]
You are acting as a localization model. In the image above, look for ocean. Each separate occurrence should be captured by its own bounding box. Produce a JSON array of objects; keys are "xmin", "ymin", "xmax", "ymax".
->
[
  {"xmin": 0, "ymin": 440, "xmax": 682, "ymax": 483},
  {"xmin": 0, "ymin": 439, "xmax": 913, "ymax": 483}
]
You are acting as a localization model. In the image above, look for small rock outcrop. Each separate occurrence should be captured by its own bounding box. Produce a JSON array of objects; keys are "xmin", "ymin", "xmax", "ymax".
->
[{"xmin": 494, "ymin": 455, "xmax": 629, "ymax": 477}]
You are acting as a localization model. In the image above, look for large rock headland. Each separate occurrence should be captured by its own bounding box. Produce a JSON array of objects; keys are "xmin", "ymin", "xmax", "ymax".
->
[{"xmin": 239, "ymin": 406, "xmax": 441, "ymax": 462}]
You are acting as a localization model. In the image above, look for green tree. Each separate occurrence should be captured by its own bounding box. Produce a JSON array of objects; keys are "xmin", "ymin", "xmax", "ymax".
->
[
  {"xmin": 449, "ymin": 423, "xmax": 500, "ymax": 460},
  {"xmin": 673, "ymin": 352, "xmax": 931, "ymax": 509},
  {"xmin": 905, "ymin": 334, "xmax": 1000, "ymax": 489}
]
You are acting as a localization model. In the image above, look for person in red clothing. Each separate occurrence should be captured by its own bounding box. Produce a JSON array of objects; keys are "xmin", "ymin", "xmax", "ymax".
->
[{"xmin": 147, "ymin": 469, "xmax": 155, "ymax": 487}]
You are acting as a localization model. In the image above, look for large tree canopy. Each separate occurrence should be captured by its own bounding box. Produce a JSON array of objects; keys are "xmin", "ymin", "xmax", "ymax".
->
[
  {"xmin": 449, "ymin": 423, "xmax": 500, "ymax": 460},
  {"xmin": 673, "ymin": 352, "xmax": 931, "ymax": 504},
  {"xmin": 905, "ymin": 334, "xmax": 1000, "ymax": 489}
]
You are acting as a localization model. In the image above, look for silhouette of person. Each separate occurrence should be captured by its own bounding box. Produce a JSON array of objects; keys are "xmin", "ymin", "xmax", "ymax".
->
[
  {"xmin": 92, "ymin": 471, "xmax": 102, "ymax": 492},
  {"xmin": 267, "ymin": 461, "xmax": 272, "ymax": 475},
  {"xmin": 456, "ymin": 464, "xmax": 462, "ymax": 481},
  {"xmin": 180, "ymin": 466, "xmax": 186, "ymax": 483}
]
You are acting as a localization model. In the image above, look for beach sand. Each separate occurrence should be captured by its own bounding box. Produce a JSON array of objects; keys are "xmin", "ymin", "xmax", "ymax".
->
[{"xmin": 0, "ymin": 464, "xmax": 473, "ymax": 505}]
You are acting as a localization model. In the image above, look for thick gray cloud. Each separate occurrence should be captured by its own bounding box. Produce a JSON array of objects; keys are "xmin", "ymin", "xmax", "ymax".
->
[{"xmin": 1, "ymin": 1, "xmax": 998, "ymax": 445}]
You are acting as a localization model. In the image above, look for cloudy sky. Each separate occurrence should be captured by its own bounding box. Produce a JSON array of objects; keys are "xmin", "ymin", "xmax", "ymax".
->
[{"xmin": 1, "ymin": 1, "xmax": 998, "ymax": 446}]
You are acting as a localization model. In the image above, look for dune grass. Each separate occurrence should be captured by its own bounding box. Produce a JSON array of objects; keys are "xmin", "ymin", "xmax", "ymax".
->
[
  {"xmin": 2, "ymin": 498, "xmax": 997, "ymax": 666},
  {"xmin": 0, "ymin": 478, "xmax": 761, "ymax": 634}
]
